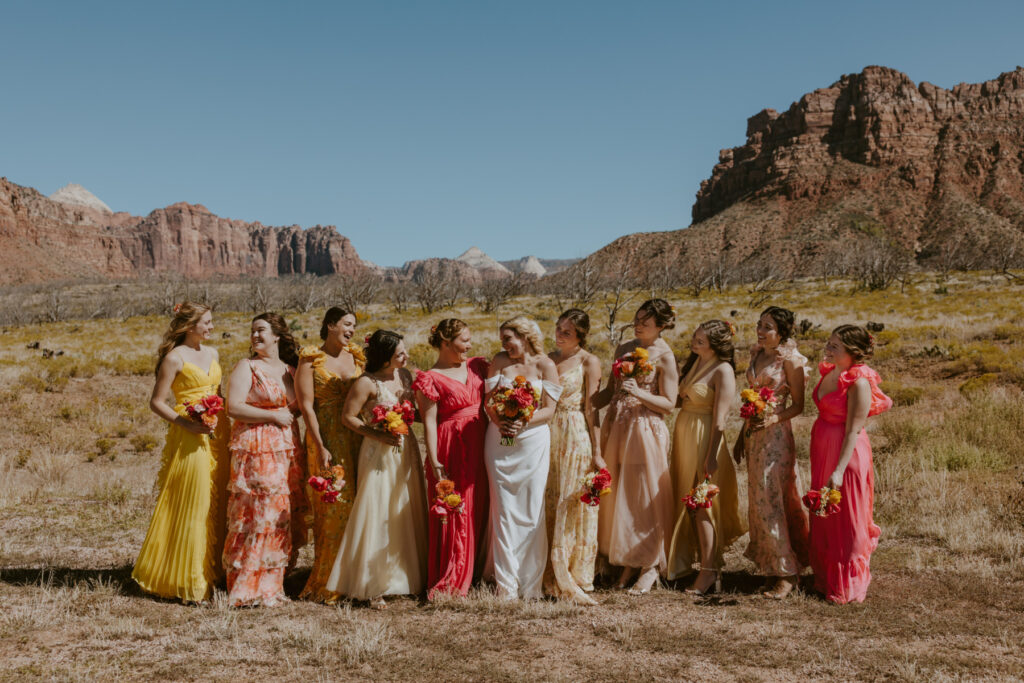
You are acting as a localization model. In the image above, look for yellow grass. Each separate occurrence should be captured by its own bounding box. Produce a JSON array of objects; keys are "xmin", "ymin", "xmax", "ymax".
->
[{"xmin": 1, "ymin": 274, "xmax": 1023, "ymax": 680}]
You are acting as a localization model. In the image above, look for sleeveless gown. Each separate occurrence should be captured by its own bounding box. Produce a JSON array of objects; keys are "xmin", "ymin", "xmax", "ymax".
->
[
  {"xmin": 743, "ymin": 340, "xmax": 810, "ymax": 576},
  {"xmin": 666, "ymin": 369, "xmax": 745, "ymax": 579},
  {"xmin": 598, "ymin": 360, "xmax": 673, "ymax": 573},
  {"xmin": 222, "ymin": 360, "xmax": 307, "ymax": 607},
  {"xmin": 411, "ymin": 357, "xmax": 489, "ymax": 598},
  {"xmin": 326, "ymin": 377, "xmax": 428, "ymax": 599},
  {"xmin": 809, "ymin": 362, "xmax": 892, "ymax": 604},
  {"xmin": 544, "ymin": 363, "xmax": 598, "ymax": 604},
  {"xmin": 132, "ymin": 359, "xmax": 231, "ymax": 602},
  {"xmin": 484, "ymin": 376, "xmax": 562, "ymax": 599},
  {"xmin": 298, "ymin": 344, "xmax": 364, "ymax": 603}
]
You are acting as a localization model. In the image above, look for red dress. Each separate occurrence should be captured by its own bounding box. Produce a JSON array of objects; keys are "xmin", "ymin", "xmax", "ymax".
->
[
  {"xmin": 412, "ymin": 357, "xmax": 489, "ymax": 598},
  {"xmin": 809, "ymin": 362, "xmax": 892, "ymax": 604}
]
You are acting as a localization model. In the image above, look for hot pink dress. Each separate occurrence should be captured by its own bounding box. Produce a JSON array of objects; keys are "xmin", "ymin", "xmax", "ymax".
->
[
  {"xmin": 412, "ymin": 357, "xmax": 489, "ymax": 598},
  {"xmin": 809, "ymin": 362, "xmax": 892, "ymax": 604}
]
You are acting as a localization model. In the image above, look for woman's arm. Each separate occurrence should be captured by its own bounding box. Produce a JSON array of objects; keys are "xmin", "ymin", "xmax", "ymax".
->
[
  {"xmin": 416, "ymin": 392, "xmax": 444, "ymax": 479},
  {"xmin": 150, "ymin": 351, "xmax": 212, "ymax": 435},
  {"xmin": 755, "ymin": 359, "xmax": 806, "ymax": 429},
  {"xmin": 591, "ymin": 341, "xmax": 630, "ymax": 410},
  {"xmin": 483, "ymin": 353, "xmax": 511, "ymax": 429},
  {"xmin": 295, "ymin": 358, "xmax": 329, "ymax": 467},
  {"xmin": 341, "ymin": 376, "xmax": 400, "ymax": 446},
  {"xmin": 227, "ymin": 360, "xmax": 292, "ymax": 427},
  {"xmin": 702, "ymin": 366, "xmax": 736, "ymax": 477},
  {"xmin": 526, "ymin": 356, "xmax": 560, "ymax": 427},
  {"xmin": 622, "ymin": 348, "xmax": 679, "ymax": 415},
  {"xmin": 829, "ymin": 377, "xmax": 871, "ymax": 488},
  {"xmin": 582, "ymin": 353, "xmax": 606, "ymax": 469}
]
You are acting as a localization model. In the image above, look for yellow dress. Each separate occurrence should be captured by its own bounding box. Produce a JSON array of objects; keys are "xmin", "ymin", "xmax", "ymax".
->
[
  {"xmin": 666, "ymin": 375, "xmax": 746, "ymax": 579},
  {"xmin": 298, "ymin": 345, "xmax": 365, "ymax": 603},
  {"xmin": 132, "ymin": 360, "xmax": 231, "ymax": 602}
]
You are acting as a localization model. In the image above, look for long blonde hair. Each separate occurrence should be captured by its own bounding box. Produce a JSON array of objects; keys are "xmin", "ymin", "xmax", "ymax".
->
[
  {"xmin": 155, "ymin": 302, "xmax": 211, "ymax": 375},
  {"xmin": 500, "ymin": 315, "xmax": 544, "ymax": 355}
]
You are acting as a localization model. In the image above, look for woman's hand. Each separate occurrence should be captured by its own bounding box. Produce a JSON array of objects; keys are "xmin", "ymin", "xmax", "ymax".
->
[
  {"xmin": 428, "ymin": 458, "xmax": 446, "ymax": 482},
  {"xmin": 703, "ymin": 453, "xmax": 719, "ymax": 478},
  {"xmin": 374, "ymin": 431, "xmax": 402, "ymax": 448},
  {"xmin": 318, "ymin": 447, "xmax": 333, "ymax": 472},
  {"xmin": 270, "ymin": 408, "xmax": 294, "ymax": 429},
  {"xmin": 828, "ymin": 467, "xmax": 845, "ymax": 490},
  {"xmin": 498, "ymin": 416, "xmax": 526, "ymax": 437},
  {"xmin": 180, "ymin": 417, "xmax": 214, "ymax": 436},
  {"xmin": 749, "ymin": 414, "xmax": 779, "ymax": 433},
  {"xmin": 592, "ymin": 452, "xmax": 607, "ymax": 471},
  {"xmin": 620, "ymin": 378, "xmax": 642, "ymax": 397}
]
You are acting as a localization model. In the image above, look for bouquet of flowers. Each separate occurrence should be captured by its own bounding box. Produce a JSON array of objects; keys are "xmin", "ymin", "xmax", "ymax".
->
[
  {"xmin": 308, "ymin": 465, "xmax": 347, "ymax": 504},
  {"xmin": 429, "ymin": 479, "xmax": 464, "ymax": 524},
  {"xmin": 580, "ymin": 468, "xmax": 612, "ymax": 506},
  {"xmin": 682, "ymin": 476, "xmax": 720, "ymax": 511},
  {"xmin": 183, "ymin": 394, "xmax": 224, "ymax": 430},
  {"xmin": 611, "ymin": 346, "xmax": 655, "ymax": 381},
  {"xmin": 802, "ymin": 486, "xmax": 842, "ymax": 517},
  {"xmin": 371, "ymin": 400, "xmax": 415, "ymax": 444},
  {"xmin": 740, "ymin": 386, "xmax": 780, "ymax": 437},
  {"xmin": 486, "ymin": 375, "xmax": 541, "ymax": 447}
]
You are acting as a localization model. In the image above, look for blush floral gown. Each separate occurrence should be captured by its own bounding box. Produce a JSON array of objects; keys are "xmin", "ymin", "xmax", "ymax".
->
[
  {"xmin": 598, "ymin": 356, "xmax": 673, "ymax": 575},
  {"xmin": 742, "ymin": 340, "xmax": 810, "ymax": 577},
  {"xmin": 411, "ymin": 357, "xmax": 489, "ymax": 599},
  {"xmin": 222, "ymin": 360, "xmax": 307, "ymax": 607},
  {"xmin": 133, "ymin": 358, "xmax": 231, "ymax": 602},
  {"xmin": 298, "ymin": 344, "xmax": 364, "ymax": 603},
  {"xmin": 809, "ymin": 361, "xmax": 892, "ymax": 604},
  {"xmin": 544, "ymin": 363, "xmax": 598, "ymax": 605}
]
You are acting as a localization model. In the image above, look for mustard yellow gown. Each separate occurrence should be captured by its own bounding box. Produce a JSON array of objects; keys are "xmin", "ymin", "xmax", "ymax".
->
[
  {"xmin": 666, "ymin": 371, "xmax": 746, "ymax": 579},
  {"xmin": 132, "ymin": 360, "xmax": 231, "ymax": 602},
  {"xmin": 298, "ymin": 345, "xmax": 365, "ymax": 603}
]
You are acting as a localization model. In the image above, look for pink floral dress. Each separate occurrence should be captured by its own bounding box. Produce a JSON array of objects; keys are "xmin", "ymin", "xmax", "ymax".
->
[
  {"xmin": 222, "ymin": 360, "xmax": 307, "ymax": 607},
  {"xmin": 743, "ymin": 340, "xmax": 811, "ymax": 576},
  {"xmin": 809, "ymin": 362, "xmax": 892, "ymax": 604}
]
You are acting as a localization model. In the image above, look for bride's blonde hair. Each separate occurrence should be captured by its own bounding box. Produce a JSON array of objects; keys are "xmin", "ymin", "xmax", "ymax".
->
[
  {"xmin": 155, "ymin": 302, "xmax": 210, "ymax": 375},
  {"xmin": 500, "ymin": 315, "xmax": 544, "ymax": 355}
]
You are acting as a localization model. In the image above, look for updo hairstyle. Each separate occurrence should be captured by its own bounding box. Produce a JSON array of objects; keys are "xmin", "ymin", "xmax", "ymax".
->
[{"xmin": 428, "ymin": 318, "xmax": 468, "ymax": 349}]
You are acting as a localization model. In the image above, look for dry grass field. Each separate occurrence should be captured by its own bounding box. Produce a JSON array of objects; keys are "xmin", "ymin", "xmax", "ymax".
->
[{"xmin": 1, "ymin": 274, "xmax": 1023, "ymax": 681}]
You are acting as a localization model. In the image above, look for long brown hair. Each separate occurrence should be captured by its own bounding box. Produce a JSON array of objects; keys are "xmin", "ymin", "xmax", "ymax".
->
[
  {"xmin": 679, "ymin": 319, "xmax": 736, "ymax": 378},
  {"xmin": 155, "ymin": 302, "xmax": 211, "ymax": 376},
  {"xmin": 252, "ymin": 312, "xmax": 300, "ymax": 367}
]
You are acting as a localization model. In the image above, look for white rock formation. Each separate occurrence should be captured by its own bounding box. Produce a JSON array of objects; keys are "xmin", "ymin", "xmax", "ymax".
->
[
  {"xmin": 515, "ymin": 255, "xmax": 547, "ymax": 276},
  {"xmin": 49, "ymin": 183, "xmax": 113, "ymax": 213},
  {"xmin": 456, "ymin": 246, "xmax": 511, "ymax": 275}
]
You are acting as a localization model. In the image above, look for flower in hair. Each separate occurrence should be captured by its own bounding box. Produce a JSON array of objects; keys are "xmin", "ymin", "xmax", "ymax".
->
[
  {"xmin": 868, "ymin": 333, "xmax": 875, "ymax": 344},
  {"xmin": 669, "ymin": 305, "xmax": 677, "ymax": 316},
  {"xmin": 725, "ymin": 321, "xmax": 736, "ymax": 337},
  {"xmin": 173, "ymin": 303, "xmax": 182, "ymax": 314},
  {"xmin": 430, "ymin": 325, "xmax": 438, "ymax": 335},
  {"xmin": 364, "ymin": 334, "xmax": 372, "ymax": 346}
]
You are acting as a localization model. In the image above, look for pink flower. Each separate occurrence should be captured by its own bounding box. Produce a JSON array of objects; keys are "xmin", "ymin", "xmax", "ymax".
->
[
  {"xmin": 740, "ymin": 403, "xmax": 758, "ymax": 419},
  {"xmin": 308, "ymin": 476, "xmax": 329, "ymax": 492},
  {"xmin": 511, "ymin": 387, "xmax": 534, "ymax": 408},
  {"xmin": 759, "ymin": 386, "xmax": 775, "ymax": 402}
]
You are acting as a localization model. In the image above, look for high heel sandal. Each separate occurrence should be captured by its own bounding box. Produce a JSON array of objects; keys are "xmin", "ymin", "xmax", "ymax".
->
[
  {"xmin": 627, "ymin": 566, "xmax": 659, "ymax": 596},
  {"xmin": 613, "ymin": 566, "xmax": 637, "ymax": 590},
  {"xmin": 684, "ymin": 567, "xmax": 721, "ymax": 596}
]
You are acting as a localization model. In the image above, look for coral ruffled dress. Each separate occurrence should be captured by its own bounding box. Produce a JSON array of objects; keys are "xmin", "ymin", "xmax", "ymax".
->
[{"xmin": 809, "ymin": 362, "xmax": 892, "ymax": 604}]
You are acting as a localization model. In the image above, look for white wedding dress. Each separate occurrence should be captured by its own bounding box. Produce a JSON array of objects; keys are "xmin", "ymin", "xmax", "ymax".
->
[{"xmin": 483, "ymin": 376, "xmax": 562, "ymax": 599}]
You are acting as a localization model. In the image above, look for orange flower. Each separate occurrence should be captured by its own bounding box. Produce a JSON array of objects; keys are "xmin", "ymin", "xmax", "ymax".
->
[
  {"xmin": 504, "ymin": 406, "xmax": 519, "ymax": 417},
  {"xmin": 330, "ymin": 465, "xmax": 346, "ymax": 481},
  {"xmin": 436, "ymin": 479, "xmax": 455, "ymax": 496},
  {"xmin": 514, "ymin": 375, "xmax": 527, "ymax": 384}
]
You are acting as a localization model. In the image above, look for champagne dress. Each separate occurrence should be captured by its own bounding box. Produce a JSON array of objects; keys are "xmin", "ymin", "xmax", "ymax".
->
[
  {"xmin": 544, "ymin": 364, "xmax": 598, "ymax": 605},
  {"xmin": 133, "ymin": 359, "xmax": 231, "ymax": 603},
  {"xmin": 743, "ymin": 340, "xmax": 810, "ymax": 576},
  {"xmin": 809, "ymin": 362, "xmax": 892, "ymax": 604},
  {"xmin": 326, "ymin": 377, "xmax": 428, "ymax": 599},
  {"xmin": 666, "ymin": 365, "xmax": 745, "ymax": 579},
  {"xmin": 298, "ymin": 344, "xmax": 365, "ymax": 603},
  {"xmin": 222, "ymin": 360, "xmax": 307, "ymax": 607}
]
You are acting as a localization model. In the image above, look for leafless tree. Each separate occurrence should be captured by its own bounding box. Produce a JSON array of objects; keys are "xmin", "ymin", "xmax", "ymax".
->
[
  {"xmin": 602, "ymin": 263, "xmax": 640, "ymax": 347},
  {"xmin": 643, "ymin": 250, "xmax": 682, "ymax": 299},
  {"xmin": 333, "ymin": 270, "xmax": 384, "ymax": 313},
  {"xmin": 475, "ymin": 272, "xmax": 534, "ymax": 313},
  {"xmin": 850, "ymin": 239, "xmax": 914, "ymax": 291}
]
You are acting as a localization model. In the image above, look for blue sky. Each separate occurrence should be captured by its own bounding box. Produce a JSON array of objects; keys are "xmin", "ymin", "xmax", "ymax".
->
[{"xmin": 2, "ymin": 0, "xmax": 1022, "ymax": 266}]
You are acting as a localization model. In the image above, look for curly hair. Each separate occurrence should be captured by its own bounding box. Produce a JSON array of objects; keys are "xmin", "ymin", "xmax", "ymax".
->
[
  {"xmin": 320, "ymin": 306, "xmax": 355, "ymax": 341},
  {"xmin": 557, "ymin": 309, "xmax": 590, "ymax": 348},
  {"xmin": 428, "ymin": 318, "xmax": 468, "ymax": 349},
  {"xmin": 365, "ymin": 329, "xmax": 404, "ymax": 373},
  {"xmin": 760, "ymin": 306, "xmax": 796, "ymax": 342},
  {"xmin": 679, "ymin": 319, "xmax": 736, "ymax": 378},
  {"xmin": 252, "ymin": 312, "xmax": 300, "ymax": 368},
  {"xmin": 155, "ymin": 302, "xmax": 211, "ymax": 376},
  {"xmin": 832, "ymin": 324, "xmax": 874, "ymax": 364},
  {"xmin": 500, "ymin": 315, "xmax": 544, "ymax": 355},
  {"xmin": 636, "ymin": 298, "xmax": 676, "ymax": 330}
]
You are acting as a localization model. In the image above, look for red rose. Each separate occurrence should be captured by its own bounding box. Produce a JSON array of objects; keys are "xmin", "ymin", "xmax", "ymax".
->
[
  {"xmin": 802, "ymin": 490, "xmax": 821, "ymax": 510},
  {"xmin": 740, "ymin": 403, "xmax": 758, "ymax": 419},
  {"xmin": 322, "ymin": 490, "xmax": 340, "ymax": 504},
  {"xmin": 371, "ymin": 404, "xmax": 389, "ymax": 422},
  {"xmin": 758, "ymin": 387, "xmax": 774, "ymax": 402},
  {"xmin": 511, "ymin": 387, "xmax": 534, "ymax": 408},
  {"xmin": 825, "ymin": 503, "xmax": 840, "ymax": 516},
  {"xmin": 308, "ymin": 476, "xmax": 329, "ymax": 492}
]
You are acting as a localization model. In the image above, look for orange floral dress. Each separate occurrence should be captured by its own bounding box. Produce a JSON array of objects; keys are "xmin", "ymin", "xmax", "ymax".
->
[
  {"xmin": 222, "ymin": 360, "xmax": 307, "ymax": 607},
  {"xmin": 298, "ymin": 344, "xmax": 364, "ymax": 603}
]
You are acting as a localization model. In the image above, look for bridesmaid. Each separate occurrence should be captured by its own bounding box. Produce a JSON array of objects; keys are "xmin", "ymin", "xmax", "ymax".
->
[
  {"xmin": 412, "ymin": 319, "xmax": 489, "ymax": 599},
  {"xmin": 667, "ymin": 320, "xmax": 745, "ymax": 595},
  {"xmin": 544, "ymin": 309, "xmax": 603, "ymax": 606},
  {"xmin": 223, "ymin": 313, "xmax": 307, "ymax": 607},
  {"xmin": 595, "ymin": 299, "xmax": 678, "ymax": 595},
  {"xmin": 296, "ymin": 307, "xmax": 366, "ymax": 603},
  {"xmin": 326, "ymin": 330, "xmax": 428, "ymax": 608},
  {"xmin": 734, "ymin": 306, "xmax": 810, "ymax": 599},
  {"xmin": 809, "ymin": 325, "xmax": 892, "ymax": 604},
  {"xmin": 133, "ymin": 302, "xmax": 231, "ymax": 603},
  {"xmin": 484, "ymin": 316, "xmax": 561, "ymax": 600}
]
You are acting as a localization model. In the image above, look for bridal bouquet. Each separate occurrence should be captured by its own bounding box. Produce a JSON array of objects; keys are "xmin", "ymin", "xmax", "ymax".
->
[
  {"xmin": 308, "ymin": 465, "xmax": 347, "ymax": 504},
  {"xmin": 682, "ymin": 476, "xmax": 720, "ymax": 511},
  {"xmin": 429, "ymin": 479, "xmax": 464, "ymax": 524},
  {"xmin": 183, "ymin": 394, "xmax": 224, "ymax": 430},
  {"xmin": 371, "ymin": 400, "xmax": 415, "ymax": 444},
  {"xmin": 802, "ymin": 486, "xmax": 842, "ymax": 517},
  {"xmin": 580, "ymin": 468, "xmax": 612, "ymax": 507},
  {"xmin": 740, "ymin": 386, "xmax": 780, "ymax": 437},
  {"xmin": 486, "ymin": 375, "xmax": 541, "ymax": 447},
  {"xmin": 611, "ymin": 347, "xmax": 654, "ymax": 381}
]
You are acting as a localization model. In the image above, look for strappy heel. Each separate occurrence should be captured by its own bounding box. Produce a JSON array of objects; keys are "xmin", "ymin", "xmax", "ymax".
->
[
  {"xmin": 627, "ymin": 566, "xmax": 659, "ymax": 595},
  {"xmin": 685, "ymin": 566, "xmax": 720, "ymax": 596}
]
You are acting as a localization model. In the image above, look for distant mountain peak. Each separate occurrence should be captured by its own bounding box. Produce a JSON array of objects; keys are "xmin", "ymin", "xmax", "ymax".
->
[
  {"xmin": 49, "ymin": 183, "xmax": 112, "ymax": 213},
  {"xmin": 456, "ymin": 246, "xmax": 511, "ymax": 274}
]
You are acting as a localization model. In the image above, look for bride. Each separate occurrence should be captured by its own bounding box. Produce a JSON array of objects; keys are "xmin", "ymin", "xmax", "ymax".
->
[{"xmin": 483, "ymin": 316, "xmax": 561, "ymax": 599}]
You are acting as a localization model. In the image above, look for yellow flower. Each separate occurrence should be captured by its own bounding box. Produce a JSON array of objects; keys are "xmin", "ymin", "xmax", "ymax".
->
[
  {"xmin": 827, "ymin": 489, "xmax": 842, "ymax": 504},
  {"xmin": 444, "ymin": 493, "xmax": 462, "ymax": 508},
  {"xmin": 633, "ymin": 347, "xmax": 649, "ymax": 360},
  {"xmin": 740, "ymin": 388, "xmax": 760, "ymax": 403}
]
